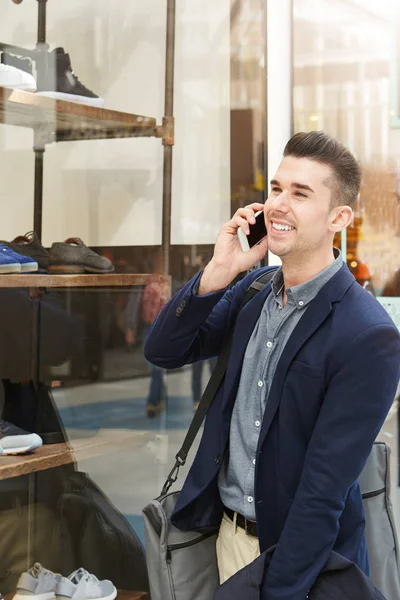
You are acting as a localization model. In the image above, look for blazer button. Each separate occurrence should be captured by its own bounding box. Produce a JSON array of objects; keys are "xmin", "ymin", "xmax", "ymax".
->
[
  {"xmin": 176, "ymin": 299, "xmax": 187, "ymax": 317},
  {"xmin": 214, "ymin": 456, "xmax": 221, "ymax": 465}
]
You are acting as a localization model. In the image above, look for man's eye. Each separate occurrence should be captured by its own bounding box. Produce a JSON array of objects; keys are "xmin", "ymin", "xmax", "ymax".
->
[
  {"xmin": 271, "ymin": 187, "xmax": 281, "ymax": 193},
  {"xmin": 294, "ymin": 191, "xmax": 306, "ymax": 198}
]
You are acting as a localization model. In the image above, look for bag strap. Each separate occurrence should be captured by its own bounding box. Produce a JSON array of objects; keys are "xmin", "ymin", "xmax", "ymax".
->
[{"xmin": 160, "ymin": 267, "xmax": 278, "ymax": 496}]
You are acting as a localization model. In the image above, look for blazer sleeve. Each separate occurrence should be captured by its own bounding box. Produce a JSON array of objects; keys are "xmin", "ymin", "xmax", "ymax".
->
[
  {"xmin": 144, "ymin": 269, "xmax": 264, "ymax": 370},
  {"xmin": 263, "ymin": 323, "xmax": 400, "ymax": 600}
]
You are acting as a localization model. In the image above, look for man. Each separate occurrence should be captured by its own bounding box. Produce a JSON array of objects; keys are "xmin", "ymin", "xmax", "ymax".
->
[{"xmin": 144, "ymin": 131, "xmax": 400, "ymax": 599}]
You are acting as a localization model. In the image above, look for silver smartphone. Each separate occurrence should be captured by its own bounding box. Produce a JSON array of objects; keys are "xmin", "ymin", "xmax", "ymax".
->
[{"xmin": 237, "ymin": 210, "xmax": 268, "ymax": 253}]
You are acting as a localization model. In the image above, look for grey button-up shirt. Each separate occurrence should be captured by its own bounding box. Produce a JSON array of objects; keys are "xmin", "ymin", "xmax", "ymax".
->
[{"xmin": 218, "ymin": 250, "xmax": 343, "ymax": 520}]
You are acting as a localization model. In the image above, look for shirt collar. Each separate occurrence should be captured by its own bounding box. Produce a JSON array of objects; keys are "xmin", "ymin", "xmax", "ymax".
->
[{"xmin": 271, "ymin": 248, "xmax": 342, "ymax": 310}]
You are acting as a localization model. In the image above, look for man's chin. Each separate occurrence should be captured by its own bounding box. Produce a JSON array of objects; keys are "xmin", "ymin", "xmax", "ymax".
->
[{"xmin": 268, "ymin": 244, "xmax": 291, "ymax": 258}]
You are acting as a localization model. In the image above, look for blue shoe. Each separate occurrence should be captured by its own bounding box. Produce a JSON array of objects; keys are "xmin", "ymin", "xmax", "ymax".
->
[
  {"xmin": 0, "ymin": 245, "xmax": 21, "ymax": 273},
  {"xmin": 0, "ymin": 243, "xmax": 38, "ymax": 273}
]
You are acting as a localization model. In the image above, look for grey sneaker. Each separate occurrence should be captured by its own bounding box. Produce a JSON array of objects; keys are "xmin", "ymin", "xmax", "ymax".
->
[
  {"xmin": 0, "ymin": 420, "xmax": 43, "ymax": 455},
  {"xmin": 49, "ymin": 238, "xmax": 114, "ymax": 274},
  {"xmin": 14, "ymin": 563, "xmax": 62, "ymax": 600},
  {"xmin": 56, "ymin": 569, "xmax": 116, "ymax": 600}
]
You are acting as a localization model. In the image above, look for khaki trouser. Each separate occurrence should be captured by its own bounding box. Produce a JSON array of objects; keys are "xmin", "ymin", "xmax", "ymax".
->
[{"xmin": 216, "ymin": 511, "xmax": 261, "ymax": 584}]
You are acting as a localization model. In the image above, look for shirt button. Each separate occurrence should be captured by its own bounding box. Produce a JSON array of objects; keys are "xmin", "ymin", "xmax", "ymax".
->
[
  {"xmin": 247, "ymin": 496, "xmax": 254, "ymax": 503},
  {"xmin": 266, "ymin": 341, "xmax": 273, "ymax": 348},
  {"xmin": 278, "ymin": 304, "xmax": 282, "ymax": 310},
  {"xmin": 299, "ymin": 300, "xmax": 304, "ymax": 307},
  {"xmin": 257, "ymin": 380, "xmax": 263, "ymax": 387},
  {"xmin": 252, "ymin": 458, "xmax": 256, "ymax": 466},
  {"xmin": 255, "ymin": 420, "xmax": 261, "ymax": 427}
]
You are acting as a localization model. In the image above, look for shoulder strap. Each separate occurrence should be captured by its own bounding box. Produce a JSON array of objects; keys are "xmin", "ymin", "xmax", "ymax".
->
[{"xmin": 159, "ymin": 267, "xmax": 278, "ymax": 497}]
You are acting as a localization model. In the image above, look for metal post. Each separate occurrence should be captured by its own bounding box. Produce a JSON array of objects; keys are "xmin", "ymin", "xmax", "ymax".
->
[
  {"xmin": 37, "ymin": 0, "xmax": 48, "ymax": 46},
  {"xmin": 36, "ymin": 0, "xmax": 49, "ymax": 91},
  {"xmin": 262, "ymin": 0, "xmax": 269, "ymax": 267},
  {"xmin": 161, "ymin": 0, "xmax": 176, "ymax": 276},
  {"xmin": 33, "ymin": 143, "xmax": 45, "ymax": 238}
]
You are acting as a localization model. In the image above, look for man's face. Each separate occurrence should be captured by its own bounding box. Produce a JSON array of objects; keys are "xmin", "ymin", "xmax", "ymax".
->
[{"xmin": 264, "ymin": 156, "xmax": 337, "ymax": 259}]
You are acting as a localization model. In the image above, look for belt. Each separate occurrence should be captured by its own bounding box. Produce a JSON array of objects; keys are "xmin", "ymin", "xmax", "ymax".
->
[{"xmin": 224, "ymin": 506, "xmax": 258, "ymax": 538}]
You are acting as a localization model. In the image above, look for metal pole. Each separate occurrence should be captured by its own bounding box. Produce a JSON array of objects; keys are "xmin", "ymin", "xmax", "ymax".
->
[
  {"xmin": 33, "ymin": 0, "xmax": 48, "ymax": 238},
  {"xmin": 33, "ymin": 144, "xmax": 45, "ymax": 238},
  {"xmin": 262, "ymin": 0, "xmax": 269, "ymax": 267},
  {"xmin": 36, "ymin": 0, "xmax": 49, "ymax": 89},
  {"xmin": 37, "ymin": 0, "xmax": 48, "ymax": 46},
  {"xmin": 161, "ymin": 0, "xmax": 176, "ymax": 276}
]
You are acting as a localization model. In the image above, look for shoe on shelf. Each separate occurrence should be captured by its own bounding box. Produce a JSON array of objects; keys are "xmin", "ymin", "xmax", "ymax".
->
[
  {"xmin": 3, "ymin": 231, "xmax": 49, "ymax": 272},
  {"xmin": 0, "ymin": 243, "xmax": 38, "ymax": 273},
  {"xmin": 0, "ymin": 245, "xmax": 21, "ymax": 274},
  {"xmin": 36, "ymin": 48, "xmax": 104, "ymax": 108},
  {"xmin": 49, "ymin": 238, "xmax": 114, "ymax": 274},
  {"xmin": 14, "ymin": 563, "xmax": 61, "ymax": 600},
  {"xmin": 0, "ymin": 420, "xmax": 42, "ymax": 455},
  {"xmin": 56, "ymin": 569, "xmax": 116, "ymax": 600},
  {"xmin": 0, "ymin": 53, "xmax": 36, "ymax": 92}
]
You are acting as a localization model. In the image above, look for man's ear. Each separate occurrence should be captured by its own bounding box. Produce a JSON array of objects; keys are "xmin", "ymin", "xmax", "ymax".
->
[{"xmin": 329, "ymin": 206, "xmax": 353, "ymax": 233}]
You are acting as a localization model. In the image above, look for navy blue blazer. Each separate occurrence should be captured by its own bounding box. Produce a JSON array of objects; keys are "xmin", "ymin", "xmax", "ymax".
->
[
  {"xmin": 144, "ymin": 264, "xmax": 400, "ymax": 600},
  {"xmin": 214, "ymin": 546, "xmax": 385, "ymax": 600}
]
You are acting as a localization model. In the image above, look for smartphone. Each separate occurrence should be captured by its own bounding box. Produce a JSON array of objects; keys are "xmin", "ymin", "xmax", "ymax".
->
[{"xmin": 237, "ymin": 210, "xmax": 267, "ymax": 253}]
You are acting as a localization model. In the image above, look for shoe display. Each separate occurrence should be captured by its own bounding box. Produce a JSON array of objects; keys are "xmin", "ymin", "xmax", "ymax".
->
[
  {"xmin": 3, "ymin": 231, "xmax": 49, "ymax": 272},
  {"xmin": 49, "ymin": 238, "xmax": 114, "ymax": 274},
  {"xmin": 0, "ymin": 57, "xmax": 36, "ymax": 92},
  {"xmin": 56, "ymin": 569, "xmax": 116, "ymax": 600},
  {"xmin": 0, "ymin": 243, "xmax": 38, "ymax": 273},
  {"xmin": 0, "ymin": 245, "xmax": 22, "ymax": 273},
  {"xmin": 36, "ymin": 48, "xmax": 104, "ymax": 108},
  {"xmin": 0, "ymin": 420, "xmax": 42, "ymax": 454},
  {"xmin": 14, "ymin": 563, "xmax": 61, "ymax": 600}
]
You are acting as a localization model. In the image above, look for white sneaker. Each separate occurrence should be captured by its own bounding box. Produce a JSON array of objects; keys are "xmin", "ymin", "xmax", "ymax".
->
[
  {"xmin": 14, "ymin": 563, "xmax": 62, "ymax": 600},
  {"xmin": 0, "ymin": 63, "xmax": 36, "ymax": 91},
  {"xmin": 56, "ymin": 569, "xmax": 117, "ymax": 600}
]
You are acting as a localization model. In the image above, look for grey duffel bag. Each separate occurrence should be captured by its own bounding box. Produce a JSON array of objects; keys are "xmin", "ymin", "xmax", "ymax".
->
[
  {"xmin": 360, "ymin": 442, "xmax": 400, "ymax": 600},
  {"xmin": 143, "ymin": 491, "xmax": 219, "ymax": 600}
]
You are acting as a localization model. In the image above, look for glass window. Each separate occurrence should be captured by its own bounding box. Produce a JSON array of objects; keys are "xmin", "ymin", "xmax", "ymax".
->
[{"xmin": 0, "ymin": 1, "xmax": 266, "ymax": 597}]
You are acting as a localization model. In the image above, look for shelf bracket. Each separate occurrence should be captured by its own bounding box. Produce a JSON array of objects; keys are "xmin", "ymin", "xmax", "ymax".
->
[{"xmin": 156, "ymin": 115, "xmax": 174, "ymax": 146}]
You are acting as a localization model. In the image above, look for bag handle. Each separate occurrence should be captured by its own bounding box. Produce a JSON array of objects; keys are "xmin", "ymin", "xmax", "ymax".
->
[{"xmin": 159, "ymin": 268, "xmax": 277, "ymax": 497}]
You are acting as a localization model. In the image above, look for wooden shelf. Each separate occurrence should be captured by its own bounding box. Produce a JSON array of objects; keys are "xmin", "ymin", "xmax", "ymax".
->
[
  {"xmin": 0, "ymin": 273, "xmax": 154, "ymax": 288},
  {"xmin": 118, "ymin": 590, "xmax": 149, "ymax": 600},
  {"xmin": 0, "ymin": 87, "xmax": 158, "ymax": 142},
  {"xmin": 0, "ymin": 430, "xmax": 150, "ymax": 480}
]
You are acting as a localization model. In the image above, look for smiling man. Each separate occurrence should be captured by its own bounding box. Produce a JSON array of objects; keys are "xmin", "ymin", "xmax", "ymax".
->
[{"xmin": 144, "ymin": 131, "xmax": 400, "ymax": 599}]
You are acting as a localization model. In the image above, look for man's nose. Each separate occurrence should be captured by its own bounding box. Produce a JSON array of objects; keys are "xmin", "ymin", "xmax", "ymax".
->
[{"xmin": 267, "ymin": 190, "xmax": 290, "ymax": 211}]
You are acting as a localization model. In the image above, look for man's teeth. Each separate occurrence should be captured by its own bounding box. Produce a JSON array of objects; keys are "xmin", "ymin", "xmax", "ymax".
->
[{"xmin": 272, "ymin": 223, "xmax": 294, "ymax": 231}]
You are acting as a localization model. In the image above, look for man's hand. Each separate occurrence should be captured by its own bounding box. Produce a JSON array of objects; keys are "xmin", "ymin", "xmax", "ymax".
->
[{"xmin": 198, "ymin": 203, "xmax": 268, "ymax": 295}]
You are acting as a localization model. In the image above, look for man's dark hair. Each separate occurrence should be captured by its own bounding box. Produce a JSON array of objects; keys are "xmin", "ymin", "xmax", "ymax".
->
[{"xmin": 283, "ymin": 131, "xmax": 361, "ymax": 209}]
